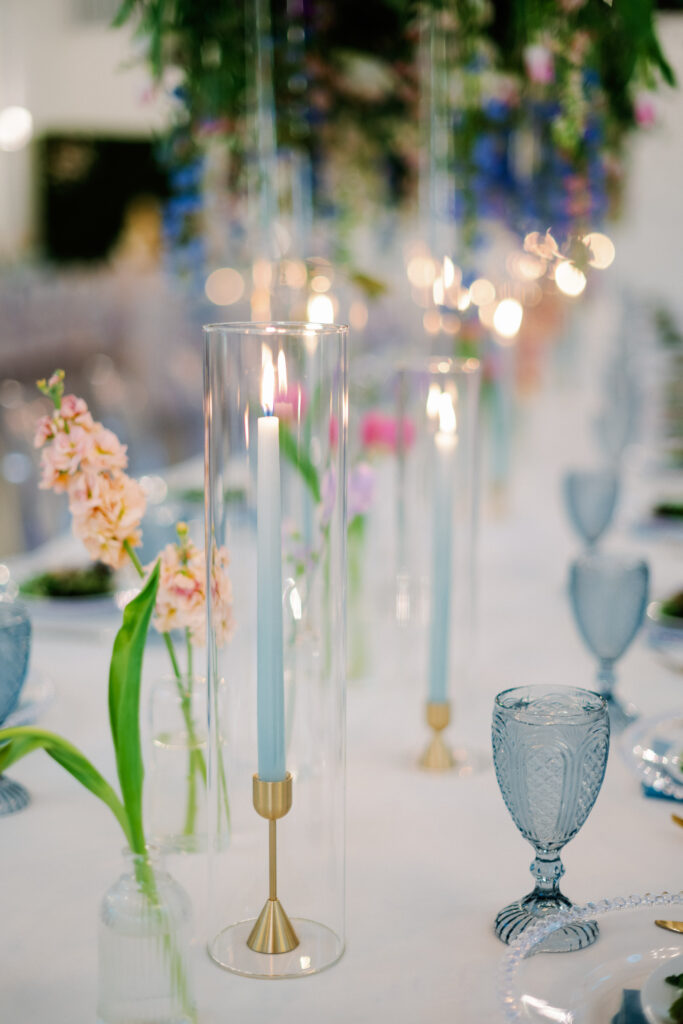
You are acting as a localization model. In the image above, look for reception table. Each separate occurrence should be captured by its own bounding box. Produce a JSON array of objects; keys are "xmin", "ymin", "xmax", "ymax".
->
[{"xmin": 2, "ymin": 346, "xmax": 682, "ymax": 1023}]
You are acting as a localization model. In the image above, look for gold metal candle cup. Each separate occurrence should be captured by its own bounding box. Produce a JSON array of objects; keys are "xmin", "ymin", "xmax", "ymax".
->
[
  {"xmin": 419, "ymin": 701, "xmax": 454, "ymax": 772},
  {"xmin": 247, "ymin": 772, "xmax": 299, "ymax": 954}
]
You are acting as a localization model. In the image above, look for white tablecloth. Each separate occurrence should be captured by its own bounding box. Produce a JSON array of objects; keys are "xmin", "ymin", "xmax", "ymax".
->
[{"xmin": 3, "ymin": 339, "xmax": 683, "ymax": 1023}]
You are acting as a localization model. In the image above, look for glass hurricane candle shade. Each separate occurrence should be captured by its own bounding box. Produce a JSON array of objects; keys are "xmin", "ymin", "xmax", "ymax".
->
[
  {"xmin": 393, "ymin": 357, "xmax": 481, "ymax": 770},
  {"xmin": 203, "ymin": 322, "xmax": 348, "ymax": 978}
]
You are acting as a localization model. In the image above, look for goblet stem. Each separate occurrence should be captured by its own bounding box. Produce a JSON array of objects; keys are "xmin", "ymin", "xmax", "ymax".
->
[
  {"xmin": 596, "ymin": 658, "xmax": 616, "ymax": 697},
  {"xmin": 528, "ymin": 849, "xmax": 565, "ymax": 901}
]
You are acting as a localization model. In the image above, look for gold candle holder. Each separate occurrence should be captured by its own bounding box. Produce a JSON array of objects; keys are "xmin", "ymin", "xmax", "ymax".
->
[
  {"xmin": 419, "ymin": 701, "xmax": 454, "ymax": 772},
  {"xmin": 247, "ymin": 772, "xmax": 299, "ymax": 954}
]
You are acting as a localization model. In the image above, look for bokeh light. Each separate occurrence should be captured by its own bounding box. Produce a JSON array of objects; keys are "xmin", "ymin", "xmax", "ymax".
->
[
  {"xmin": 0, "ymin": 106, "xmax": 33, "ymax": 152},
  {"xmin": 555, "ymin": 260, "xmax": 587, "ymax": 297},
  {"xmin": 204, "ymin": 267, "xmax": 245, "ymax": 305},
  {"xmin": 493, "ymin": 298, "xmax": 523, "ymax": 338}
]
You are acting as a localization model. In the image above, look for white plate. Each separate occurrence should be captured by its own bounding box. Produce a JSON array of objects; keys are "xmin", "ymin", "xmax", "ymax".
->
[
  {"xmin": 498, "ymin": 894, "xmax": 683, "ymax": 1022},
  {"xmin": 642, "ymin": 953, "xmax": 683, "ymax": 1024},
  {"xmin": 620, "ymin": 714, "xmax": 683, "ymax": 800}
]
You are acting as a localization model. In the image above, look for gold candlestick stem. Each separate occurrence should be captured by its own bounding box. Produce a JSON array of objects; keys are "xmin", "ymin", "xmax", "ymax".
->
[
  {"xmin": 419, "ymin": 701, "xmax": 454, "ymax": 772},
  {"xmin": 247, "ymin": 772, "xmax": 299, "ymax": 954}
]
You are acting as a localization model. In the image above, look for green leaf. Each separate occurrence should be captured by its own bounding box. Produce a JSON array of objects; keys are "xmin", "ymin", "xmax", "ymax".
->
[
  {"xmin": 0, "ymin": 726, "xmax": 132, "ymax": 844},
  {"xmin": 108, "ymin": 561, "xmax": 160, "ymax": 854},
  {"xmin": 111, "ymin": 0, "xmax": 138, "ymax": 29},
  {"xmin": 279, "ymin": 421, "xmax": 321, "ymax": 504}
]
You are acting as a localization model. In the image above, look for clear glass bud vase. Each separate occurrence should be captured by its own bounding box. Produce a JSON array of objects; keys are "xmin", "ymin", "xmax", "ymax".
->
[{"xmin": 97, "ymin": 847, "xmax": 196, "ymax": 1024}]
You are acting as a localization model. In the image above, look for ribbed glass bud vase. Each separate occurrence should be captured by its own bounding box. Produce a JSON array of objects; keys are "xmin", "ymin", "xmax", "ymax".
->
[{"xmin": 96, "ymin": 847, "xmax": 196, "ymax": 1024}]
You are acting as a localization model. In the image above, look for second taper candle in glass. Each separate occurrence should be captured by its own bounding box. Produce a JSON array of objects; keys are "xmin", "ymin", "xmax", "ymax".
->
[{"xmin": 257, "ymin": 356, "xmax": 286, "ymax": 782}]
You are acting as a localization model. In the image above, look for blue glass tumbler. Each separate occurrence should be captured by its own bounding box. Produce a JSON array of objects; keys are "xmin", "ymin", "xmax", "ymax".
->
[
  {"xmin": 569, "ymin": 553, "xmax": 649, "ymax": 732},
  {"xmin": 563, "ymin": 469, "xmax": 619, "ymax": 548},
  {"xmin": 0, "ymin": 599, "xmax": 32, "ymax": 815},
  {"xmin": 492, "ymin": 685, "xmax": 609, "ymax": 951}
]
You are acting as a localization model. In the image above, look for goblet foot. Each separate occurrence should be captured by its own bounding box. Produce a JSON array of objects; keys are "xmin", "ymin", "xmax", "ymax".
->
[
  {"xmin": 0, "ymin": 775, "xmax": 30, "ymax": 816},
  {"xmin": 495, "ymin": 894, "xmax": 599, "ymax": 952},
  {"xmin": 603, "ymin": 692, "xmax": 638, "ymax": 734}
]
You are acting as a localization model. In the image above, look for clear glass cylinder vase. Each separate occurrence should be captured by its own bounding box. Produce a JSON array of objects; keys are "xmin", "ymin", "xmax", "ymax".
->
[
  {"xmin": 148, "ymin": 674, "xmax": 216, "ymax": 854},
  {"xmin": 204, "ymin": 321, "xmax": 348, "ymax": 978},
  {"xmin": 393, "ymin": 356, "xmax": 482, "ymax": 770},
  {"xmin": 96, "ymin": 847, "xmax": 195, "ymax": 1024}
]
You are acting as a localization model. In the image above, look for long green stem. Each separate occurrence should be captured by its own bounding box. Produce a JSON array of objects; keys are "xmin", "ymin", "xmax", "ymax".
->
[
  {"xmin": 123, "ymin": 540, "xmax": 231, "ymax": 841},
  {"xmin": 134, "ymin": 854, "xmax": 196, "ymax": 1022},
  {"xmin": 124, "ymin": 542, "xmax": 206, "ymax": 788}
]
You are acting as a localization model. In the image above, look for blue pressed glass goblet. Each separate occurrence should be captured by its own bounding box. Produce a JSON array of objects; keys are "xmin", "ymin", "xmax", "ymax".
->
[
  {"xmin": 563, "ymin": 469, "xmax": 619, "ymax": 548},
  {"xmin": 0, "ymin": 599, "xmax": 32, "ymax": 815},
  {"xmin": 492, "ymin": 686, "xmax": 609, "ymax": 951},
  {"xmin": 569, "ymin": 553, "xmax": 649, "ymax": 732}
]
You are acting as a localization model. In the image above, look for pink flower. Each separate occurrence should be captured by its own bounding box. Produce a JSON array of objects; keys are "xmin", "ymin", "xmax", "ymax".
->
[
  {"xmin": 635, "ymin": 94, "xmax": 656, "ymax": 128},
  {"xmin": 60, "ymin": 394, "xmax": 94, "ymax": 429},
  {"xmin": 34, "ymin": 415, "xmax": 55, "ymax": 449},
  {"xmin": 150, "ymin": 531, "xmax": 233, "ymax": 648},
  {"xmin": 70, "ymin": 471, "xmax": 146, "ymax": 569},
  {"xmin": 39, "ymin": 426, "xmax": 95, "ymax": 492},
  {"xmin": 91, "ymin": 426, "xmax": 128, "ymax": 473},
  {"xmin": 360, "ymin": 411, "xmax": 416, "ymax": 453},
  {"xmin": 210, "ymin": 543, "xmax": 234, "ymax": 648},
  {"xmin": 524, "ymin": 45, "xmax": 554, "ymax": 85}
]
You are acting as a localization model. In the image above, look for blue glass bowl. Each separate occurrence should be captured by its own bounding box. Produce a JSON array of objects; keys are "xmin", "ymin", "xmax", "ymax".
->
[{"xmin": 0, "ymin": 601, "xmax": 31, "ymax": 724}]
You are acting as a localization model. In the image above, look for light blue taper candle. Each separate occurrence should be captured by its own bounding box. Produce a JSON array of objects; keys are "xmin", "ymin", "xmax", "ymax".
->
[
  {"xmin": 256, "ymin": 367, "xmax": 286, "ymax": 782},
  {"xmin": 428, "ymin": 394, "xmax": 457, "ymax": 703}
]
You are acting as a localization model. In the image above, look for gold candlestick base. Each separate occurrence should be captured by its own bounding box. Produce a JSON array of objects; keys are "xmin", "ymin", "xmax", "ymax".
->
[
  {"xmin": 419, "ymin": 701, "xmax": 454, "ymax": 772},
  {"xmin": 247, "ymin": 897, "xmax": 299, "ymax": 954},
  {"xmin": 247, "ymin": 772, "xmax": 299, "ymax": 954}
]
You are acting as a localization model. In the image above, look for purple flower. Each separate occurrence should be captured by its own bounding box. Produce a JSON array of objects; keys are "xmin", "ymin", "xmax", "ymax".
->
[{"xmin": 349, "ymin": 462, "xmax": 375, "ymax": 520}]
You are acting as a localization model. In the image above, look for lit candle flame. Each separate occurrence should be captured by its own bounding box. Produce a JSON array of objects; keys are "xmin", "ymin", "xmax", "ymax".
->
[
  {"xmin": 426, "ymin": 383, "xmax": 441, "ymax": 420},
  {"xmin": 277, "ymin": 350, "xmax": 288, "ymax": 395},
  {"xmin": 261, "ymin": 357, "xmax": 275, "ymax": 415},
  {"xmin": 437, "ymin": 392, "xmax": 456, "ymax": 435}
]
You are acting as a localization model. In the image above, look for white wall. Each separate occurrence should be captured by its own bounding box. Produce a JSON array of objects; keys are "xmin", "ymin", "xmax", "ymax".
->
[
  {"xmin": 0, "ymin": 0, "xmax": 168, "ymax": 258},
  {"xmin": 613, "ymin": 14, "xmax": 683, "ymax": 309}
]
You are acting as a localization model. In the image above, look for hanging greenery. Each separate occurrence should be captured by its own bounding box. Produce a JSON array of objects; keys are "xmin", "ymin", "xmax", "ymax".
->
[{"xmin": 113, "ymin": 0, "xmax": 674, "ymax": 251}]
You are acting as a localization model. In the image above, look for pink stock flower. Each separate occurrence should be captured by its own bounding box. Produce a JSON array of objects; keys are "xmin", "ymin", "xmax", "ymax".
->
[
  {"xmin": 34, "ymin": 415, "xmax": 55, "ymax": 449},
  {"xmin": 151, "ymin": 530, "xmax": 233, "ymax": 648},
  {"xmin": 360, "ymin": 411, "xmax": 415, "ymax": 453},
  {"xmin": 60, "ymin": 394, "xmax": 94, "ymax": 429},
  {"xmin": 70, "ymin": 471, "xmax": 146, "ymax": 569},
  {"xmin": 210, "ymin": 543, "xmax": 234, "ymax": 648},
  {"xmin": 635, "ymin": 94, "xmax": 656, "ymax": 128},
  {"xmin": 524, "ymin": 45, "xmax": 554, "ymax": 85},
  {"xmin": 39, "ymin": 426, "xmax": 95, "ymax": 492},
  {"xmin": 91, "ymin": 426, "xmax": 128, "ymax": 473}
]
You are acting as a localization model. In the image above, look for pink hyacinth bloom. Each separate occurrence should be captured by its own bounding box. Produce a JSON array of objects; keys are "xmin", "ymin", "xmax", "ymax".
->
[
  {"xmin": 70, "ymin": 471, "xmax": 146, "ymax": 569},
  {"xmin": 524, "ymin": 45, "xmax": 554, "ymax": 85}
]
